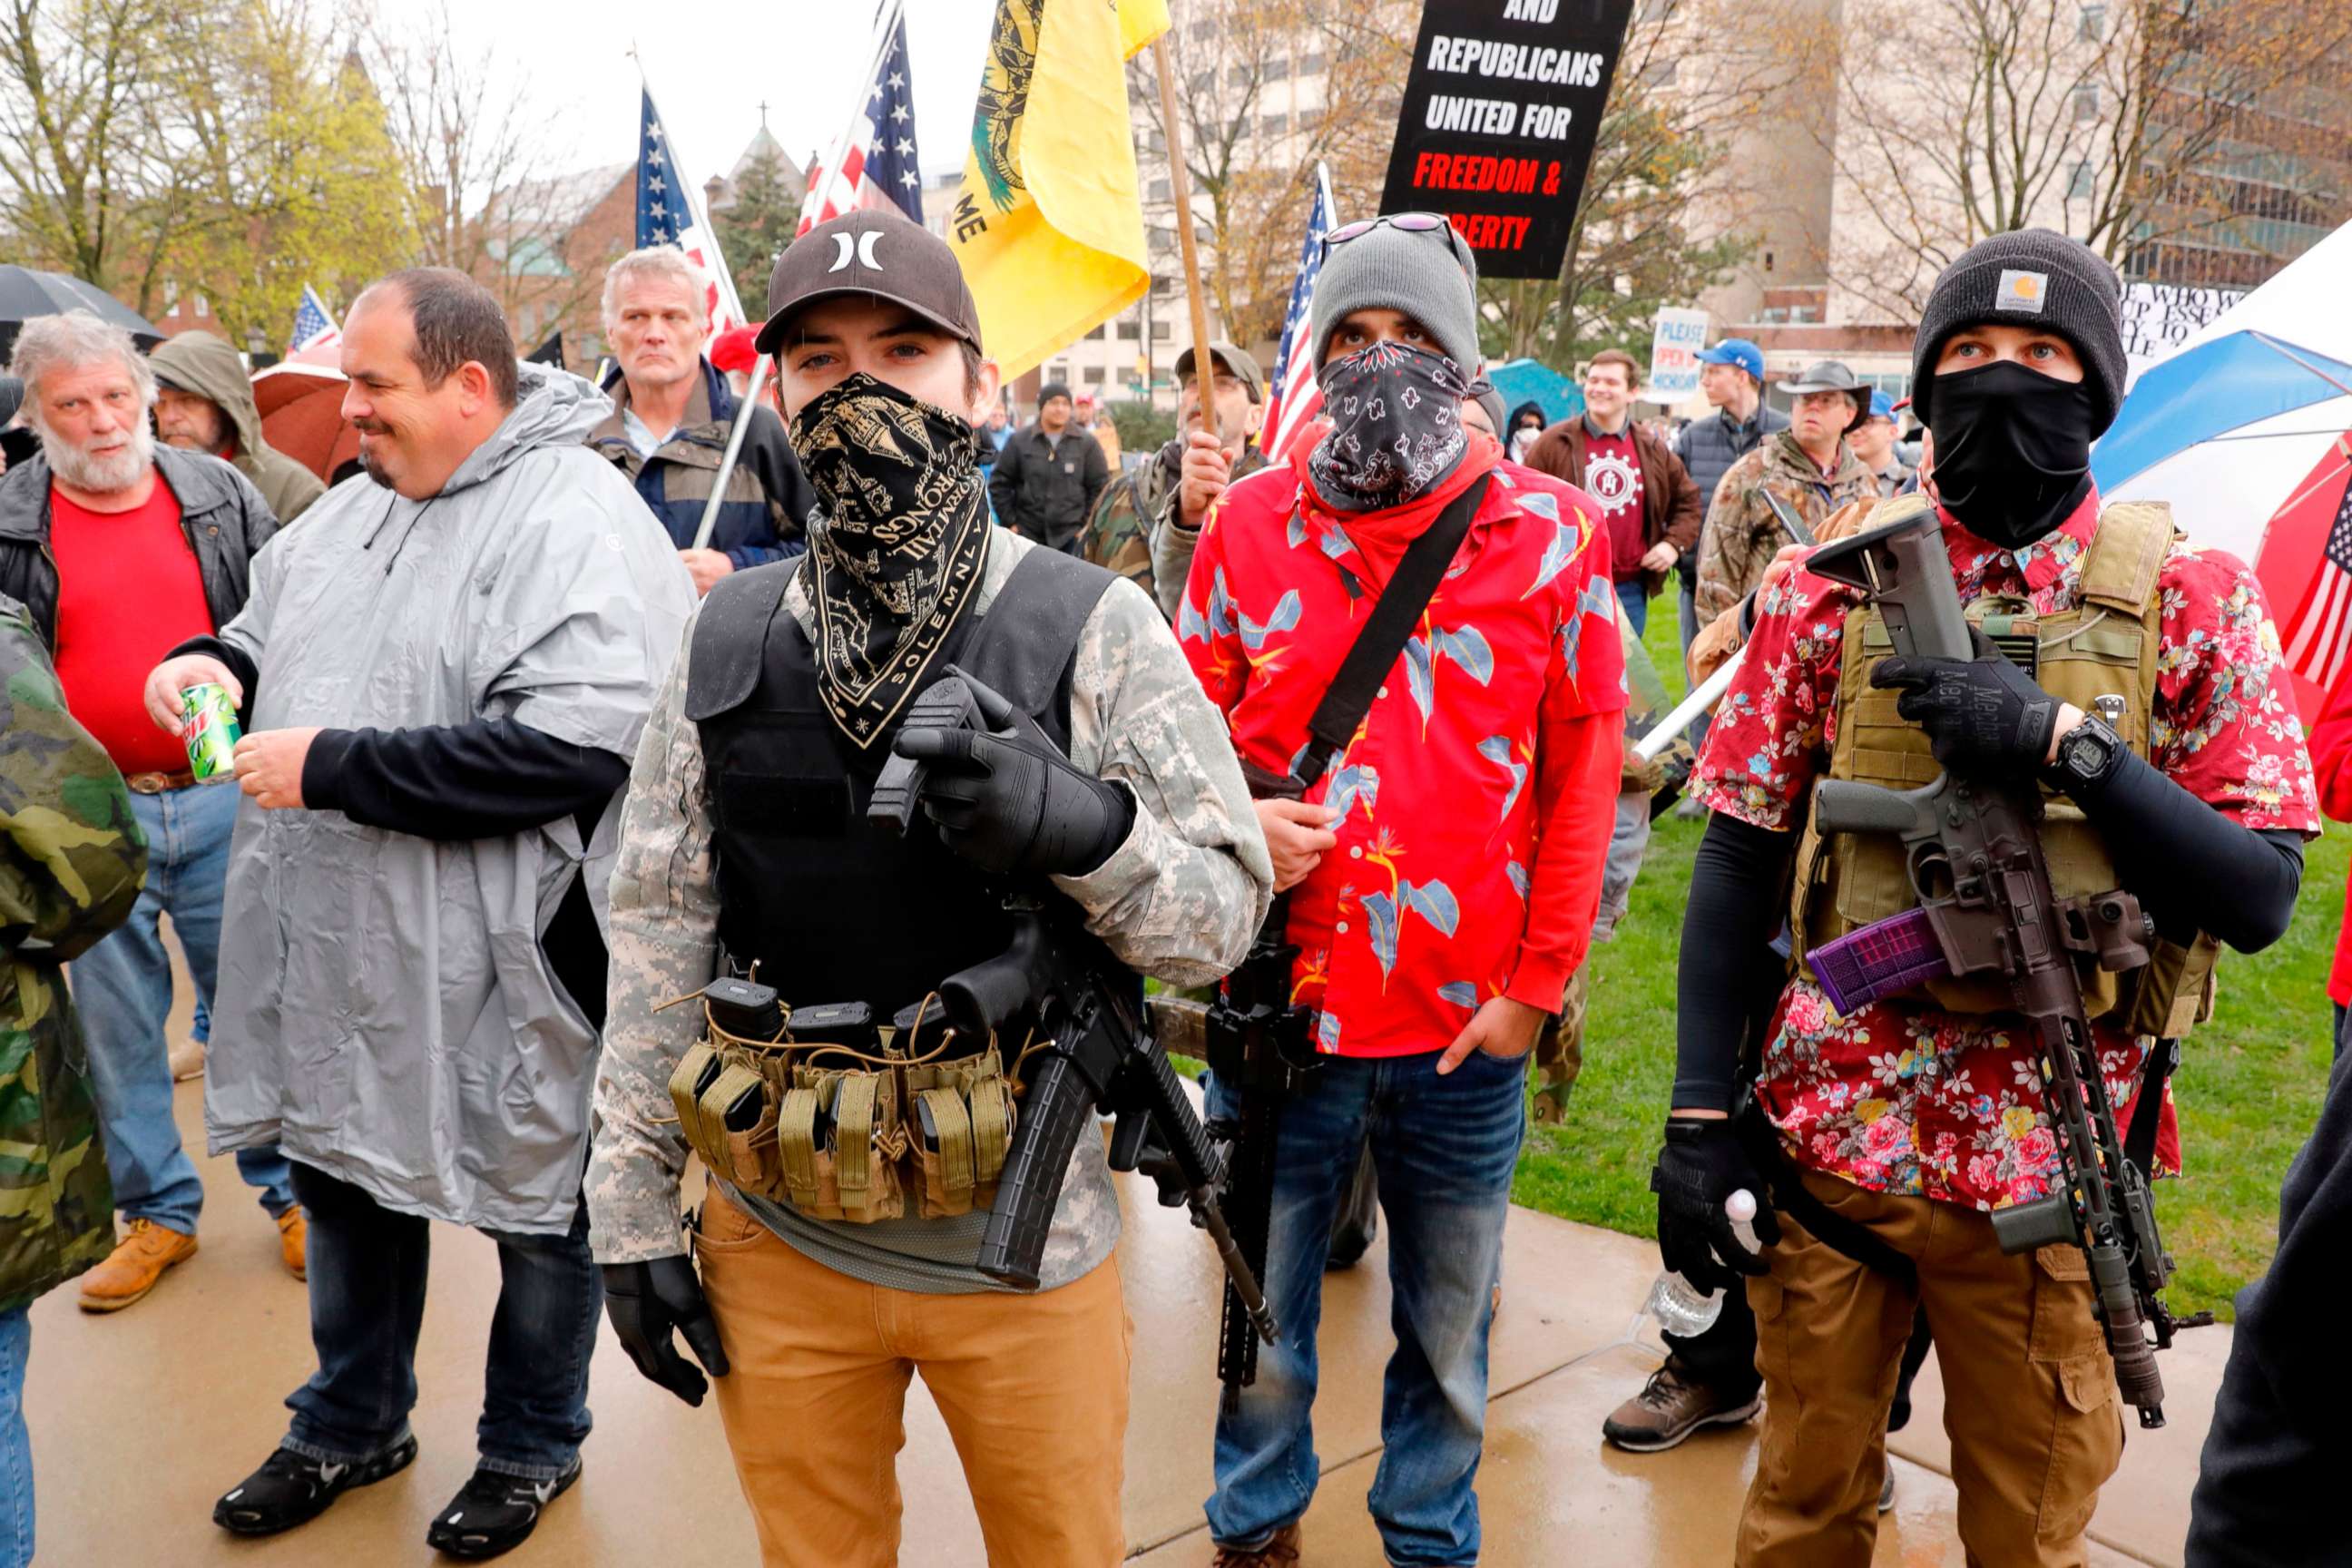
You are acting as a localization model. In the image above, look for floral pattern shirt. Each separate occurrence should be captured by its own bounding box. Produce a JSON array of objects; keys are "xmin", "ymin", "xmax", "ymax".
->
[
  {"xmin": 1693, "ymin": 488, "xmax": 2320, "ymax": 1209},
  {"xmin": 1181, "ymin": 442, "xmax": 1628, "ymax": 1058}
]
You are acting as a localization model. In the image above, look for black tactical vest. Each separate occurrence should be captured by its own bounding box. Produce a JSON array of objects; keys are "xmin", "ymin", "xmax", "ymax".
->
[{"xmin": 683, "ymin": 546, "xmax": 1116, "ymax": 1021}]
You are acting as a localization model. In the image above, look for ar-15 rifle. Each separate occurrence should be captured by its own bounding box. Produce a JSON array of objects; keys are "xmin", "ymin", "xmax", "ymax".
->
[
  {"xmin": 867, "ymin": 670, "xmax": 1279, "ymax": 1346},
  {"xmin": 1201, "ymin": 761, "xmax": 1320, "ymax": 1404},
  {"xmin": 1802, "ymin": 505, "xmax": 2193, "ymax": 1429}
]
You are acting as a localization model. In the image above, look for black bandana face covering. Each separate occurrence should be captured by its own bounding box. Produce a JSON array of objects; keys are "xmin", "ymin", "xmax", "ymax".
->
[
  {"xmin": 789, "ymin": 373, "xmax": 989, "ymax": 748},
  {"xmin": 1308, "ymin": 341, "xmax": 1472, "ymax": 511},
  {"xmin": 1927, "ymin": 359, "xmax": 2098, "ymax": 550}
]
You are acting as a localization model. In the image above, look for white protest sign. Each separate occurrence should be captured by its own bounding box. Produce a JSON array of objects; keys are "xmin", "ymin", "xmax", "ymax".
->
[
  {"xmin": 2121, "ymin": 282, "xmax": 2243, "ymax": 384},
  {"xmin": 1646, "ymin": 307, "xmax": 1711, "ymax": 402}
]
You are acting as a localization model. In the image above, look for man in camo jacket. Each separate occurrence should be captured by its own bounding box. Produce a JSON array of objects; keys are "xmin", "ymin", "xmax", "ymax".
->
[
  {"xmin": 585, "ymin": 209, "xmax": 1271, "ymax": 1567},
  {"xmin": 0, "ymin": 591, "xmax": 147, "ymax": 1564}
]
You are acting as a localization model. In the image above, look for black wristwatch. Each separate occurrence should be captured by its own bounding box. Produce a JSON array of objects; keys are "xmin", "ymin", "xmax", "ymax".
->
[{"xmin": 2049, "ymin": 713, "xmax": 2127, "ymax": 792}]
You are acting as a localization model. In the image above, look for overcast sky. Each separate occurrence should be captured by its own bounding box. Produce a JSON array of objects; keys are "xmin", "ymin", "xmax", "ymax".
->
[{"xmin": 377, "ymin": 0, "xmax": 998, "ymax": 189}]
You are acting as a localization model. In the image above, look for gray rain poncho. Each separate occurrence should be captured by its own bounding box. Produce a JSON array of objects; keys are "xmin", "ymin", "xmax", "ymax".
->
[{"xmin": 206, "ymin": 362, "xmax": 696, "ymax": 1233}]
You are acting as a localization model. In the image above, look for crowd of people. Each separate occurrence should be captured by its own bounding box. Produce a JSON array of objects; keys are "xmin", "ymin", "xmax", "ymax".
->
[{"xmin": 0, "ymin": 187, "xmax": 2342, "ymax": 1568}]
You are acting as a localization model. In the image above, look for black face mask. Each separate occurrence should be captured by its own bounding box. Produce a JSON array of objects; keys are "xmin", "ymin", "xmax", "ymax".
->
[{"xmin": 1927, "ymin": 360, "xmax": 2097, "ymax": 550}]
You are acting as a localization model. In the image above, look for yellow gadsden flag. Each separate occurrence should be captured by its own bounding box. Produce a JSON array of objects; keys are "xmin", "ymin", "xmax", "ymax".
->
[{"xmin": 948, "ymin": 0, "xmax": 1171, "ymax": 379}]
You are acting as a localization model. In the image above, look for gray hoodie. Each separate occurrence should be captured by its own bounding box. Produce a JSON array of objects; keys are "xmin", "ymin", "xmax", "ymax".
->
[{"xmin": 148, "ymin": 330, "xmax": 327, "ymax": 524}]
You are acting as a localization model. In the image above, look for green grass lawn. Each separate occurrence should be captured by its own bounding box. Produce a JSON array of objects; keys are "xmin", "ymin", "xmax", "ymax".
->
[{"xmin": 1511, "ymin": 603, "xmax": 2344, "ymax": 1321}]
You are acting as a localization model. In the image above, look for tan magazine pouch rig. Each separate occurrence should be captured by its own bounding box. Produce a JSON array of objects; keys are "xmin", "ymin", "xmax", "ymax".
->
[
  {"xmin": 1789, "ymin": 498, "xmax": 2220, "ymax": 1034},
  {"xmin": 666, "ymin": 998, "xmax": 1019, "ymax": 1225}
]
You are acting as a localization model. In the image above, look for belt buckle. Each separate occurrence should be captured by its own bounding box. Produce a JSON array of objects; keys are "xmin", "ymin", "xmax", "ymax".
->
[{"xmin": 125, "ymin": 772, "xmax": 172, "ymax": 795}]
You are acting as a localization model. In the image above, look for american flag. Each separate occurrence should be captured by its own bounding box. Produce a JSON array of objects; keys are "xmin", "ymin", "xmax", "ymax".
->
[
  {"xmin": 636, "ymin": 87, "xmax": 746, "ymax": 337},
  {"xmin": 797, "ymin": 5, "xmax": 923, "ymax": 236},
  {"xmin": 288, "ymin": 285, "xmax": 339, "ymax": 356},
  {"xmin": 1260, "ymin": 166, "xmax": 1337, "ymax": 463},
  {"xmin": 2281, "ymin": 449, "xmax": 2352, "ymax": 690}
]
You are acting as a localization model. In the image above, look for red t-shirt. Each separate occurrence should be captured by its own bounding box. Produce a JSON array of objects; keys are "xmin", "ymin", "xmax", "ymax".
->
[
  {"xmin": 49, "ymin": 476, "xmax": 215, "ymax": 776},
  {"xmin": 1181, "ymin": 436, "xmax": 1628, "ymax": 1058},
  {"xmin": 1580, "ymin": 425, "xmax": 1647, "ymax": 583}
]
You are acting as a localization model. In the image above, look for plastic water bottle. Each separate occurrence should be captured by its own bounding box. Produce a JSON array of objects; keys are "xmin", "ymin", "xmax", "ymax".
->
[{"xmin": 1644, "ymin": 1190, "xmax": 1760, "ymax": 1338}]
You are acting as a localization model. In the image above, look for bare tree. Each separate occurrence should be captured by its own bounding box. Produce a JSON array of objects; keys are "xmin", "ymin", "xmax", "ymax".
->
[
  {"xmin": 358, "ymin": 0, "xmax": 605, "ymax": 338},
  {"xmin": 1795, "ymin": 0, "xmax": 2352, "ymax": 316}
]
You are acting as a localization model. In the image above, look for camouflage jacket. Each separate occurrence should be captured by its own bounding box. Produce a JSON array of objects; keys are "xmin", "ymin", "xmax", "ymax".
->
[
  {"xmin": 1079, "ymin": 437, "xmax": 1268, "ymax": 622},
  {"xmin": 0, "ymin": 593, "xmax": 146, "ymax": 1314},
  {"xmin": 1693, "ymin": 431, "xmax": 1875, "ymax": 622},
  {"xmin": 586, "ymin": 530, "xmax": 1274, "ymax": 1278}
]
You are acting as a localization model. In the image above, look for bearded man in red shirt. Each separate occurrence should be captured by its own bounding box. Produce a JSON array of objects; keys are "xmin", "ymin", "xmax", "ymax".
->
[{"xmin": 1178, "ymin": 215, "xmax": 1625, "ymax": 1568}]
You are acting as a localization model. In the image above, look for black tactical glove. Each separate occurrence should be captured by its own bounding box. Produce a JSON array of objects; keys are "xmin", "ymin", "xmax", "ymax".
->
[
  {"xmin": 1650, "ymin": 1117, "xmax": 1780, "ymax": 1295},
  {"xmin": 1869, "ymin": 627, "xmax": 2060, "ymax": 778},
  {"xmin": 890, "ymin": 679, "xmax": 1135, "ymax": 878},
  {"xmin": 603, "ymin": 1257, "xmax": 730, "ymax": 1407}
]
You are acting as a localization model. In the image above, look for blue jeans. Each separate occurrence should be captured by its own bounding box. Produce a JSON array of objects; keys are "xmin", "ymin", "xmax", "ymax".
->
[
  {"xmin": 1677, "ymin": 576, "xmax": 1710, "ymax": 758},
  {"xmin": 282, "ymin": 1161, "xmax": 600, "ymax": 1481},
  {"xmin": 1615, "ymin": 577, "xmax": 1649, "ymax": 638},
  {"xmin": 1207, "ymin": 1048, "xmax": 1528, "ymax": 1566},
  {"xmin": 0, "ymin": 1308, "xmax": 29, "ymax": 1568},
  {"xmin": 68, "ymin": 784, "xmax": 292, "ymax": 1232}
]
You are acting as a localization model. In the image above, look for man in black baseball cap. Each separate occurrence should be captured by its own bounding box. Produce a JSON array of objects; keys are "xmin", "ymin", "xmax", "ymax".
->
[
  {"xmin": 587, "ymin": 206, "xmax": 1272, "ymax": 1566},
  {"xmin": 1650, "ymin": 225, "xmax": 2316, "ymax": 1564}
]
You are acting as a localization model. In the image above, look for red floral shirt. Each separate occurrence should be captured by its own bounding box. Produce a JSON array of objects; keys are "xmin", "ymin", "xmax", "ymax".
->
[
  {"xmin": 1181, "ymin": 440, "xmax": 1628, "ymax": 1058},
  {"xmin": 1694, "ymin": 489, "xmax": 2320, "ymax": 1209}
]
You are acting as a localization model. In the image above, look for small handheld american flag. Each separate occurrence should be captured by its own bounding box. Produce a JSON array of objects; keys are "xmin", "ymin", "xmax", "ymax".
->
[
  {"xmin": 1259, "ymin": 165, "xmax": 1337, "ymax": 463},
  {"xmin": 289, "ymin": 286, "xmax": 339, "ymax": 357},
  {"xmin": 797, "ymin": 1, "xmax": 924, "ymax": 237},
  {"xmin": 2279, "ymin": 439, "xmax": 2352, "ymax": 691}
]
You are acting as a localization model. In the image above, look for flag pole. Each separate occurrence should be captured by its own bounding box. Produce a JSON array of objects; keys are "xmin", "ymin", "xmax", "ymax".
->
[{"xmin": 1152, "ymin": 36, "xmax": 1216, "ymax": 418}]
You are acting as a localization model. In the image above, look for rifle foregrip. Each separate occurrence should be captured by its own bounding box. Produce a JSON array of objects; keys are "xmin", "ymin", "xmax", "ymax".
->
[
  {"xmin": 978, "ymin": 1050, "xmax": 1096, "ymax": 1290},
  {"xmin": 1134, "ymin": 1041, "xmax": 1221, "ymax": 1192}
]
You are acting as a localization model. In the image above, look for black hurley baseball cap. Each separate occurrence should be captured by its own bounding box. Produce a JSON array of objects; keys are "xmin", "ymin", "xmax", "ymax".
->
[{"xmin": 754, "ymin": 208, "xmax": 984, "ymax": 357}]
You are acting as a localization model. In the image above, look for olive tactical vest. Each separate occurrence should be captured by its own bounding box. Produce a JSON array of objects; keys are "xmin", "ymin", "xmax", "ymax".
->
[
  {"xmin": 1788, "ymin": 495, "xmax": 2221, "ymax": 1036},
  {"xmin": 683, "ymin": 546, "xmax": 1116, "ymax": 1021}
]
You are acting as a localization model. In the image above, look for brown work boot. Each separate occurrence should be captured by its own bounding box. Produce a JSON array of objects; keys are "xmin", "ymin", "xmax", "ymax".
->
[
  {"xmin": 1600, "ymin": 1359, "xmax": 1761, "ymax": 1452},
  {"xmin": 1210, "ymin": 1523, "xmax": 1301, "ymax": 1566},
  {"xmin": 276, "ymin": 1208, "xmax": 308, "ymax": 1281},
  {"xmin": 78, "ymin": 1218, "xmax": 199, "ymax": 1311}
]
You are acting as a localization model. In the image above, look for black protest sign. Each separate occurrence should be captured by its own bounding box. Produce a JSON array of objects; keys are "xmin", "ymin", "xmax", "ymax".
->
[{"xmin": 1379, "ymin": 0, "xmax": 1636, "ymax": 281}]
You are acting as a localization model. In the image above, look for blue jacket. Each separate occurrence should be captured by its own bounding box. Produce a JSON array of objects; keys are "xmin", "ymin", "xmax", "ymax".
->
[{"xmin": 587, "ymin": 359, "xmax": 815, "ymax": 570}]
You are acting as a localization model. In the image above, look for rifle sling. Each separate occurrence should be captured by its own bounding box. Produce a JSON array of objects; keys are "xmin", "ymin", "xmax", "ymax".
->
[
  {"xmin": 1732, "ymin": 1089, "xmax": 1918, "ymax": 1290},
  {"xmin": 1295, "ymin": 475, "xmax": 1491, "ymax": 788},
  {"xmin": 2123, "ymin": 1035, "xmax": 2178, "ymax": 1182}
]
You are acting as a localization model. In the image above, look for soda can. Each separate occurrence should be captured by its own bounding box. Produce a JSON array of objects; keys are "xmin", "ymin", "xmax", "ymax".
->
[{"xmin": 181, "ymin": 683, "xmax": 242, "ymax": 784}]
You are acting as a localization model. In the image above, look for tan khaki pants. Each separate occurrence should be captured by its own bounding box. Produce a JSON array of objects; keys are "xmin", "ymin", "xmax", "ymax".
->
[
  {"xmin": 1739, "ymin": 1169, "xmax": 2126, "ymax": 1568},
  {"xmin": 693, "ymin": 1188, "xmax": 1132, "ymax": 1567}
]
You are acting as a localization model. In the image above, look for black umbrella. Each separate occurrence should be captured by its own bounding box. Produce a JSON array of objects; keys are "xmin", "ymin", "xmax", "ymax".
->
[{"xmin": 0, "ymin": 265, "xmax": 163, "ymax": 364}]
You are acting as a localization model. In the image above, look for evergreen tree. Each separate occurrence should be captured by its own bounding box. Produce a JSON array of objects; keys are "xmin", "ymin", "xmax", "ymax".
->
[{"xmin": 716, "ymin": 151, "xmax": 802, "ymax": 319}]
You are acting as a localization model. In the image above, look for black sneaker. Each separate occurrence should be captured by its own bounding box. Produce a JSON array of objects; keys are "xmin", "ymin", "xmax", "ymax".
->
[
  {"xmin": 426, "ymin": 1457, "xmax": 582, "ymax": 1559},
  {"xmin": 213, "ymin": 1436, "xmax": 418, "ymax": 1534}
]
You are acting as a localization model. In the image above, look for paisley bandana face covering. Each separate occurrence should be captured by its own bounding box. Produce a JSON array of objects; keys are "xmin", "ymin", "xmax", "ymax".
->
[
  {"xmin": 789, "ymin": 372, "xmax": 990, "ymax": 746},
  {"xmin": 1308, "ymin": 340, "xmax": 1473, "ymax": 512}
]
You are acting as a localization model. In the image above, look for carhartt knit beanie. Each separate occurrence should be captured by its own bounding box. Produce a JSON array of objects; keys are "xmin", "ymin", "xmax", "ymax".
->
[
  {"xmin": 1311, "ymin": 220, "xmax": 1482, "ymax": 380},
  {"xmin": 1911, "ymin": 230, "xmax": 2125, "ymax": 435}
]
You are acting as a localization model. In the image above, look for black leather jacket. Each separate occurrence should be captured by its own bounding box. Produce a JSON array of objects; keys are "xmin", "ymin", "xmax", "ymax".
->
[{"xmin": 0, "ymin": 446, "xmax": 279, "ymax": 649}]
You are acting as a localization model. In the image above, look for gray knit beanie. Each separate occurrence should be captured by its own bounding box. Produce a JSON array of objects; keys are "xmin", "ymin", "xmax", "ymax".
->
[
  {"xmin": 1911, "ymin": 229, "xmax": 2125, "ymax": 434},
  {"xmin": 1310, "ymin": 220, "xmax": 1482, "ymax": 380}
]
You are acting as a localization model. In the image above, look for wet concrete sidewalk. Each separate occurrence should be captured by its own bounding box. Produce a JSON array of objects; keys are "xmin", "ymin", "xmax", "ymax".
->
[{"xmin": 24, "ymin": 1079, "xmax": 2215, "ymax": 1565}]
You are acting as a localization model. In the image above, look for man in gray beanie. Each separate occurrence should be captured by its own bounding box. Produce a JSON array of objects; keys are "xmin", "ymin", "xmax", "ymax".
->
[
  {"xmin": 1175, "ymin": 212, "xmax": 1627, "ymax": 1567},
  {"xmin": 1648, "ymin": 226, "xmax": 2317, "ymax": 1564}
]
